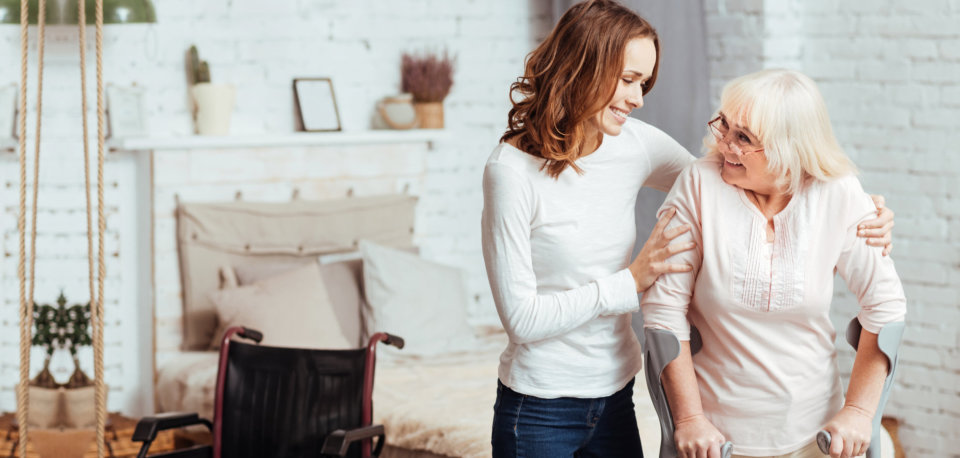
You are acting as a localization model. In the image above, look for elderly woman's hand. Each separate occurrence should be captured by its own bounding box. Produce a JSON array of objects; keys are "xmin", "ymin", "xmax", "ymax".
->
[
  {"xmin": 629, "ymin": 208, "xmax": 695, "ymax": 292},
  {"xmin": 823, "ymin": 405, "xmax": 873, "ymax": 458},
  {"xmin": 674, "ymin": 414, "xmax": 727, "ymax": 458},
  {"xmin": 859, "ymin": 194, "xmax": 894, "ymax": 256}
]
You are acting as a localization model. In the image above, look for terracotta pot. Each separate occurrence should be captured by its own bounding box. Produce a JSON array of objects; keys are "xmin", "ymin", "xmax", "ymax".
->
[
  {"xmin": 413, "ymin": 101, "xmax": 444, "ymax": 129},
  {"xmin": 27, "ymin": 386, "xmax": 62, "ymax": 429}
]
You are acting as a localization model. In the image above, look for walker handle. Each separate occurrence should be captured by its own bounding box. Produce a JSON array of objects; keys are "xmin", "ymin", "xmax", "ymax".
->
[
  {"xmin": 817, "ymin": 430, "xmax": 831, "ymax": 454},
  {"xmin": 721, "ymin": 441, "xmax": 733, "ymax": 458}
]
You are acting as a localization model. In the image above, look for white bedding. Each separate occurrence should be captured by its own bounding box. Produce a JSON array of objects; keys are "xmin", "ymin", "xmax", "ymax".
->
[
  {"xmin": 373, "ymin": 331, "xmax": 662, "ymax": 458},
  {"xmin": 154, "ymin": 335, "xmax": 663, "ymax": 457},
  {"xmin": 155, "ymin": 351, "xmax": 219, "ymax": 420}
]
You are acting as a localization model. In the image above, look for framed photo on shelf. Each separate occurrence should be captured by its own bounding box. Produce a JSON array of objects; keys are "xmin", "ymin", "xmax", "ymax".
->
[
  {"xmin": 293, "ymin": 77, "xmax": 342, "ymax": 132},
  {"xmin": 106, "ymin": 83, "xmax": 147, "ymax": 139}
]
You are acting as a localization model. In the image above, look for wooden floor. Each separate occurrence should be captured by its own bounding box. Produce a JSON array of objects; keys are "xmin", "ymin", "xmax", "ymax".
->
[
  {"xmin": 166, "ymin": 429, "xmax": 454, "ymax": 458},
  {"xmin": 0, "ymin": 413, "xmax": 455, "ymax": 458},
  {"xmin": 0, "ymin": 413, "xmax": 176, "ymax": 458}
]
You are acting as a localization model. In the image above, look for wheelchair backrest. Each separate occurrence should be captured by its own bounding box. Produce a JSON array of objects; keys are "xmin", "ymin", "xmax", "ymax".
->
[{"xmin": 219, "ymin": 341, "xmax": 368, "ymax": 458}]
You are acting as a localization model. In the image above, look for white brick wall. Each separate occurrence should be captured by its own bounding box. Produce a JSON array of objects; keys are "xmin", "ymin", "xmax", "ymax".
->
[{"xmin": 705, "ymin": 1, "xmax": 960, "ymax": 456}]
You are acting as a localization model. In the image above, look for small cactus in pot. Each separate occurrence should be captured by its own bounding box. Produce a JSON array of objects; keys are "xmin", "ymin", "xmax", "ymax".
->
[
  {"xmin": 186, "ymin": 44, "xmax": 235, "ymax": 135},
  {"xmin": 188, "ymin": 45, "xmax": 212, "ymax": 85}
]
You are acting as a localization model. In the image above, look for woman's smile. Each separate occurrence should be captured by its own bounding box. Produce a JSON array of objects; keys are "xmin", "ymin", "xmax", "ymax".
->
[
  {"xmin": 723, "ymin": 157, "xmax": 743, "ymax": 167},
  {"xmin": 609, "ymin": 106, "xmax": 630, "ymax": 124}
]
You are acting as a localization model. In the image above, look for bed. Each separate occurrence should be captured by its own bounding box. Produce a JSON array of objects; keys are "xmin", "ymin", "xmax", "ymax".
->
[
  {"xmin": 155, "ymin": 194, "xmax": 663, "ymax": 457},
  {"xmin": 156, "ymin": 332, "xmax": 663, "ymax": 458}
]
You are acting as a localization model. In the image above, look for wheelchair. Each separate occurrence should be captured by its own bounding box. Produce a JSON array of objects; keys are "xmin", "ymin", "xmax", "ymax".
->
[{"xmin": 132, "ymin": 326, "xmax": 404, "ymax": 458}]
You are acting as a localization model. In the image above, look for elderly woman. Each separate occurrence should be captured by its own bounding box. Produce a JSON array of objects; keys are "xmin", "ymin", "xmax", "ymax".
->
[{"xmin": 641, "ymin": 69, "xmax": 906, "ymax": 458}]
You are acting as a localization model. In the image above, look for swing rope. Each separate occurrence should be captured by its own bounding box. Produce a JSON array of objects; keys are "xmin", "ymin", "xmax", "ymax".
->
[
  {"xmin": 16, "ymin": 0, "xmax": 46, "ymax": 455},
  {"xmin": 78, "ymin": 0, "xmax": 95, "ymax": 378},
  {"xmin": 78, "ymin": 0, "xmax": 108, "ymax": 454},
  {"xmin": 78, "ymin": 0, "xmax": 108, "ymax": 455},
  {"xmin": 15, "ymin": 0, "xmax": 108, "ymax": 455},
  {"xmin": 92, "ymin": 0, "xmax": 109, "ymax": 454}
]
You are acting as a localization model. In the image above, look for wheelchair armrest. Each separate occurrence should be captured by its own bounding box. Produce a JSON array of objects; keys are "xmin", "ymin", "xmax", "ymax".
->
[
  {"xmin": 382, "ymin": 333, "xmax": 404, "ymax": 349},
  {"xmin": 132, "ymin": 412, "xmax": 212, "ymax": 442},
  {"xmin": 368, "ymin": 332, "xmax": 404, "ymax": 350},
  {"xmin": 321, "ymin": 424, "xmax": 386, "ymax": 457}
]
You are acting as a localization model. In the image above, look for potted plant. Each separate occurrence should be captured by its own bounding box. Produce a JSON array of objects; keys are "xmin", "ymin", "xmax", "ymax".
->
[
  {"xmin": 57, "ymin": 295, "xmax": 97, "ymax": 429},
  {"xmin": 401, "ymin": 50, "xmax": 455, "ymax": 128},
  {"xmin": 29, "ymin": 293, "xmax": 98, "ymax": 429},
  {"xmin": 29, "ymin": 298, "xmax": 62, "ymax": 428},
  {"xmin": 187, "ymin": 44, "xmax": 235, "ymax": 135}
]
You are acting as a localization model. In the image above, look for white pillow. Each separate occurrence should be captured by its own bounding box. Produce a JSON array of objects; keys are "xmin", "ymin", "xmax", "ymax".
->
[
  {"xmin": 360, "ymin": 241, "xmax": 477, "ymax": 357},
  {"xmin": 208, "ymin": 262, "xmax": 354, "ymax": 350}
]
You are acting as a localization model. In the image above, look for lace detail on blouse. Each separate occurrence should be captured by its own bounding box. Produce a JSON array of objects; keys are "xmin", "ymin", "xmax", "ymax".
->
[{"xmin": 731, "ymin": 186, "xmax": 816, "ymax": 312}]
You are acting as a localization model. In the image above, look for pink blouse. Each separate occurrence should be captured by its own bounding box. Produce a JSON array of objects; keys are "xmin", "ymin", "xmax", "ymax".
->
[{"xmin": 641, "ymin": 156, "xmax": 906, "ymax": 456}]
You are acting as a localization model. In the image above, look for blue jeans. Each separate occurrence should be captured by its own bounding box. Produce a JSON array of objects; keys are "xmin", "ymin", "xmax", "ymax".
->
[{"xmin": 491, "ymin": 379, "xmax": 644, "ymax": 458}]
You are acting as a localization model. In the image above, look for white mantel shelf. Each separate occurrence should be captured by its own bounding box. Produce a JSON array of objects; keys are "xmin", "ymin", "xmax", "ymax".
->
[{"xmin": 107, "ymin": 129, "xmax": 449, "ymax": 151}]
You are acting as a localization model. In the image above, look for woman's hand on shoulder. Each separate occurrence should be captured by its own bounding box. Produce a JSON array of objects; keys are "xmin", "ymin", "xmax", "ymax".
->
[
  {"xmin": 823, "ymin": 404, "xmax": 874, "ymax": 458},
  {"xmin": 674, "ymin": 414, "xmax": 727, "ymax": 458},
  {"xmin": 629, "ymin": 208, "xmax": 695, "ymax": 292},
  {"xmin": 859, "ymin": 194, "xmax": 894, "ymax": 256}
]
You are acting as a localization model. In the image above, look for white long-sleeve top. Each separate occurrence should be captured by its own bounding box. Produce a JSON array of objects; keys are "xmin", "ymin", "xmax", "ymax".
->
[
  {"xmin": 642, "ymin": 156, "xmax": 906, "ymax": 456},
  {"xmin": 481, "ymin": 118, "xmax": 694, "ymax": 398}
]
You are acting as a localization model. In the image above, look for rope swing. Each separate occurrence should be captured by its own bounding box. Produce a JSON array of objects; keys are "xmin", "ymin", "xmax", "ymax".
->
[
  {"xmin": 16, "ymin": 0, "xmax": 108, "ymax": 456},
  {"xmin": 15, "ymin": 0, "xmax": 45, "ymax": 455},
  {"xmin": 81, "ymin": 0, "xmax": 109, "ymax": 455}
]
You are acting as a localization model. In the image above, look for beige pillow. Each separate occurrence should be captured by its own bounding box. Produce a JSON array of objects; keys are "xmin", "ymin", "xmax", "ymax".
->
[
  {"xmin": 218, "ymin": 263, "xmax": 238, "ymax": 289},
  {"xmin": 315, "ymin": 259, "xmax": 366, "ymax": 341},
  {"xmin": 208, "ymin": 263, "xmax": 353, "ymax": 350},
  {"xmin": 233, "ymin": 260, "xmax": 312, "ymax": 286},
  {"xmin": 221, "ymin": 259, "xmax": 365, "ymax": 348}
]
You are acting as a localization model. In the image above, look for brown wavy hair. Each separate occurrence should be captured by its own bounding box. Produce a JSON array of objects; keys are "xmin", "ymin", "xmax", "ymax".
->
[{"xmin": 501, "ymin": 0, "xmax": 660, "ymax": 178}]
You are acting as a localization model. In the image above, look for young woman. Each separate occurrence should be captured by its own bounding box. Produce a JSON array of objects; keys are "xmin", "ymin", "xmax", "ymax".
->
[
  {"xmin": 482, "ymin": 1, "xmax": 894, "ymax": 456},
  {"xmin": 641, "ymin": 69, "xmax": 906, "ymax": 458}
]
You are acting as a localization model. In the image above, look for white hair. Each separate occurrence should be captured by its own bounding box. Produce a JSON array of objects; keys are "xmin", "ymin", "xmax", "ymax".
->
[{"xmin": 705, "ymin": 68, "xmax": 856, "ymax": 194}]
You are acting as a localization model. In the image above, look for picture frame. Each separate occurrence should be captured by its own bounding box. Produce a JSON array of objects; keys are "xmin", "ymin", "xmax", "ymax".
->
[
  {"xmin": 106, "ymin": 83, "xmax": 147, "ymax": 139},
  {"xmin": 293, "ymin": 77, "xmax": 342, "ymax": 132}
]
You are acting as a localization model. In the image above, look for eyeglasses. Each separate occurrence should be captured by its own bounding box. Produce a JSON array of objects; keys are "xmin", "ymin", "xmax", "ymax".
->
[{"xmin": 708, "ymin": 115, "xmax": 764, "ymax": 157}]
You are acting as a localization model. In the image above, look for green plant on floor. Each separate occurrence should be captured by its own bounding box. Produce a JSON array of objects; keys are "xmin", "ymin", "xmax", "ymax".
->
[
  {"xmin": 31, "ymin": 299, "xmax": 59, "ymax": 389},
  {"xmin": 30, "ymin": 292, "xmax": 94, "ymax": 389}
]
